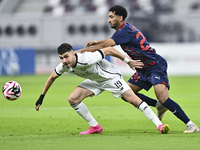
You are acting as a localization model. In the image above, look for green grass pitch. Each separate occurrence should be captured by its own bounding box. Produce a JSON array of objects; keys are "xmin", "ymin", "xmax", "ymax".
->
[{"xmin": 0, "ymin": 74, "xmax": 200, "ymax": 150}]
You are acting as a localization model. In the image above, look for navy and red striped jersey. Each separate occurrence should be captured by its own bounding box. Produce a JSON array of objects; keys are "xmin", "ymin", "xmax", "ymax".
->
[{"xmin": 111, "ymin": 23, "xmax": 157, "ymax": 70}]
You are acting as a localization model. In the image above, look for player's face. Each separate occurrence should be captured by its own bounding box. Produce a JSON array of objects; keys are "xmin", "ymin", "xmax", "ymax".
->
[
  {"xmin": 59, "ymin": 51, "xmax": 76, "ymax": 68},
  {"xmin": 108, "ymin": 11, "xmax": 122, "ymax": 30}
]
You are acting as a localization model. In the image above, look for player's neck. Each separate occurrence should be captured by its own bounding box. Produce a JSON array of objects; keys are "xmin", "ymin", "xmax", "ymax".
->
[
  {"xmin": 72, "ymin": 52, "xmax": 77, "ymax": 68},
  {"xmin": 115, "ymin": 22, "xmax": 125, "ymax": 31}
]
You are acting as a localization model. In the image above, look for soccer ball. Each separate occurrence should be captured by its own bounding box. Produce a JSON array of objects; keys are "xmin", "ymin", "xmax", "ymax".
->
[{"xmin": 2, "ymin": 81, "xmax": 22, "ymax": 100}]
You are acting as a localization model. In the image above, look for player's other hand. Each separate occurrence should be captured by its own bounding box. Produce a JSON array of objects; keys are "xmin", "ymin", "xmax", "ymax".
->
[
  {"xmin": 35, "ymin": 104, "xmax": 40, "ymax": 111},
  {"xmin": 85, "ymin": 41, "xmax": 98, "ymax": 47},
  {"xmin": 128, "ymin": 60, "xmax": 144, "ymax": 70}
]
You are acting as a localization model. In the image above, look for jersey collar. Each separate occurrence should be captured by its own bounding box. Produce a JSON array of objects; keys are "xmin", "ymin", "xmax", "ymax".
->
[
  {"xmin": 73, "ymin": 53, "xmax": 78, "ymax": 68},
  {"xmin": 119, "ymin": 22, "xmax": 126, "ymax": 30}
]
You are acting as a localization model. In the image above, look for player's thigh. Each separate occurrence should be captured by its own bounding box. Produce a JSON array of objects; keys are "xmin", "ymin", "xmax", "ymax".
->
[
  {"xmin": 103, "ymin": 76, "xmax": 131, "ymax": 98},
  {"xmin": 128, "ymin": 71, "xmax": 153, "ymax": 92},
  {"xmin": 149, "ymin": 72, "xmax": 170, "ymax": 89},
  {"xmin": 154, "ymin": 84, "xmax": 169, "ymax": 103},
  {"xmin": 122, "ymin": 89, "xmax": 142, "ymax": 107},
  {"xmin": 148, "ymin": 71, "xmax": 170, "ymax": 103},
  {"xmin": 78, "ymin": 79, "xmax": 103, "ymax": 96},
  {"xmin": 127, "ymin": 82, "xmax": 142, "ymax": 93},
  {"xmin": 68, "ymin": 86, "xmax": 94, "ymax": 105}
]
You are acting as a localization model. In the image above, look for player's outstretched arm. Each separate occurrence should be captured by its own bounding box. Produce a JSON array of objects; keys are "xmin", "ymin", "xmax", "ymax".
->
[
  {"xmin": 35, "ymin": 71, "xmax": 59, "ymax": 111},
  {"xmin": 76, "ymin": 39, "xmax": 116, "ymax": 53},
  {"xmin": 85, "ymin": 40, "xmax": 107, "ymax": 47},
  {"xmin": 102, "ymin": 46, "xmax": 125, "ymax": 60},
  {"xmin": 101, "ymin": 47, "xmax": 144, "ymax": 70}
]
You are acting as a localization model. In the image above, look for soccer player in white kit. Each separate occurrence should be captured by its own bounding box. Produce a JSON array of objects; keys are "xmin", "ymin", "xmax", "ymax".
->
[{"xmin": 35, "ymin": 43, "xmax": 170, "ymax": 134}]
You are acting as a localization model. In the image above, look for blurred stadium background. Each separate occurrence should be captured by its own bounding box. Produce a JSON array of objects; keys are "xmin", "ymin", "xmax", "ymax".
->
[{"xmin": 0, "ymin": 0, "xmax": 200, "ymax": 76}]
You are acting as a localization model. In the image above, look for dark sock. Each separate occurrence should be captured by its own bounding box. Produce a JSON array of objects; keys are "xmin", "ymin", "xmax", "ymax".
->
[
  {"xmin": 136, "ymin": 93, "xmax": 157, "ymax": 107},
  {"xmin": 162, "ymin": 98, "xmax": 190, "ymax": 124}
]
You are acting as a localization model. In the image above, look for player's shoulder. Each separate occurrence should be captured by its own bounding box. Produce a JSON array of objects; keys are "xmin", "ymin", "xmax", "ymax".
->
[
  {"xmin": 78, "ymin": 50, "xmax": 102, "ymax": 57},
  {"xmin": 76, "ymin": 51, "xmax": 98, "ymax": 58},
  {"xmin": 55, "ymin": 62, "xmax": 70, "ymax": 75},
  {"xmin": 125, "ymin": 23, "xmax": 139, "ymax": 32},
  {"xmin": 76, "ymin": 51, "xmax": 101, "ymax": 64},
  {"xmin": 117, "ymin": 23, "xmax": 137, "ymax": 34}
]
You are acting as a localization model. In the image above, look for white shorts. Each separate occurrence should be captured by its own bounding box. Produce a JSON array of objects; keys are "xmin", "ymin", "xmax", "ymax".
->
[{"xmin": 78, "ymin": 76, "xmax": 131, "ymax": 98}]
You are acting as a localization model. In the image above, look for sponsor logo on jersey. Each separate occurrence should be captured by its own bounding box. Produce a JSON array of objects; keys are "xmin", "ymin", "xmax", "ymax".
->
[{"xmin": 155, "ymin": 76, "xmax": 160, "ymax": 80}]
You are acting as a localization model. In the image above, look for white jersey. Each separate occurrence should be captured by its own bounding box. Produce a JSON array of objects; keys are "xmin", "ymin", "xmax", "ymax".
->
[
  {"xmin": 55, "ymin": 50, "xmax": 122, "ymax": 82},
  {"xmin": 55, "ymin": 49, "xmax": 131, "ymax": 98}
]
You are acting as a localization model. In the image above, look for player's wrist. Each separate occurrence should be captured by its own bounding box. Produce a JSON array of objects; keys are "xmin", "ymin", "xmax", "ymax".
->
[
  {"xmin": 36, "ymin": 94, "xmax": 45, "ymax": 106},
  {"xmin": 123, "ymin": 57, "xmax": 130, "ymax": 64}
]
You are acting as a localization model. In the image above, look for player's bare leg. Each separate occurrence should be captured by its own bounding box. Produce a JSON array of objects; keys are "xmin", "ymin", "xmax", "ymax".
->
[
  {"xmin": 68, "ymin": 86, "xmax": 102, "ymax": 134},
  {"xmin": 154, "ymin": 84, "xmax": 199, "ymax": 133},
  {"xmin": 127, "ymin": 82, "xmax": 168, "ymax": 120},
  {"xmin": 122, "ymin": 89, "xmax": 169, "ymax": 134}
]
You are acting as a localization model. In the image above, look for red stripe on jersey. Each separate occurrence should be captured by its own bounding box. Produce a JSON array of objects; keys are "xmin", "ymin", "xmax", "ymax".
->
[{"xmin": 119, "ymin": 23, "xmax": 126, "ymax": 29}]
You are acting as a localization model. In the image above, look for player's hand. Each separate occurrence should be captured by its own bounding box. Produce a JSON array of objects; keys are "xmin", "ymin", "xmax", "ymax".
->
[
  {"xmin": 128, "ymin": 60, "xmax": 144, "ymax": 70},
  {"xmin": 35, "ymin": 104, "xmax": 40, "ymax": 111},
  {"xmin": 35, "ymin": 94, "xmax": 45, "ymax": 111},
  {"xmin": 85, "ymin": 41, "xmax": 98, "ymax": 47}
]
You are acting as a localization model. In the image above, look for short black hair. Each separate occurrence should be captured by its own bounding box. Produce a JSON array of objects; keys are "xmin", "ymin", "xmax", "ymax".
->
[
  {"xmin": 109, "ymin": 5, "xmax": 127, "ymax": 21},
  {"xmin": 57, "ymin": 43, "xmax": 73, "ymax": 55}
]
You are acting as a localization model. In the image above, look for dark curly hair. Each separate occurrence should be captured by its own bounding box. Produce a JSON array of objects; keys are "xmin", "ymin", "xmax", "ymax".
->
[
  {"xmin": 109, "ymin": 5, "xmax": 127, "ymax": 21},
  {"xmin": 57, "ymin": 43, "xmax": 73, "ymax": 55}
]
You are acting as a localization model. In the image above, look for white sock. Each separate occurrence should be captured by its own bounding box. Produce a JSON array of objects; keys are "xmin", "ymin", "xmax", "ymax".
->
[
  {"xmin": 155, "ymin": 101, "xmax": 161, "ymax": 108},
  {"xmin": 71, "ymin": 102, "xmax": 98, "ymax": 127},
  {"xmin": 138, "ymin": 101, "xmax": 162, "ymax": 128},
  {"xmin": 186, "ymin": 120, "xmax": 193, "ymax": 126}
]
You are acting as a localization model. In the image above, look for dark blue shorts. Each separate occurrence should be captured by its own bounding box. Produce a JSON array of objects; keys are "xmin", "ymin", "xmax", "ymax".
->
[{"xmin": 128, "ymin": 55, "xmax": 170, "ymax": 91}]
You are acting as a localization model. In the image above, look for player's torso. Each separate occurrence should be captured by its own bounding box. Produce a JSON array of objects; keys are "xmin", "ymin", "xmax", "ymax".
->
[
  {"xmin": 69, "ymin": 55, "xmax": 121, "ymax": 82},
  {"xmin": 113, "ymin": 23, "xmax": 158, "ymax": 70}
]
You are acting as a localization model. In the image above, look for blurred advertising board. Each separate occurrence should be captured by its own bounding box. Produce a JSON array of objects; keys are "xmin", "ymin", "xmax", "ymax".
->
[{"xmin": 0, "ymin": 47, "xmax": 35, "ymax": 75}]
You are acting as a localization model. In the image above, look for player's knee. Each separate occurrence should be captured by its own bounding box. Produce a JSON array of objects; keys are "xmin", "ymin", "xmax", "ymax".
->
[
  {"xmin": 155, "ymin": 91, "xmax": 169, "ymax": 103},
  {"xmin": 68, "ymin": 95, "xmax": 79, "ymax": 105},
  {"xmin": 121, "ymin": 97, "xmax": 128, "ymax": 102},
  {"xmin": 121, "ymin": 96, "xmax": 138, "ymax": 108},
  {"xmin": 158, "ymin": 97, "xmax": 169, "ymax": 104}
]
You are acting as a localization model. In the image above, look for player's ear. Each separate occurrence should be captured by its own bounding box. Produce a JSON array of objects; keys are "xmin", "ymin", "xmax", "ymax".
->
[{"xmin": 119, "ymin": 16, "xmax": 123, "ymax": 22}]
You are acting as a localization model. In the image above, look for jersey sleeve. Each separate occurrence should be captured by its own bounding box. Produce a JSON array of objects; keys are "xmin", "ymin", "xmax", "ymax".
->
[
  {"xmin": 54, "ymin": 62, "xmax": 65, "ymax": 76},
  {"xmin": 111, "ymin": 29, "xmax": 130, "ymax": 45},
  {"xmin": 82, "ymin": 50, "xmax": 105, "ymax": 65},
  {"xmin": 112, "ymin": 45, "xmax": 127, "ymax": 55}
]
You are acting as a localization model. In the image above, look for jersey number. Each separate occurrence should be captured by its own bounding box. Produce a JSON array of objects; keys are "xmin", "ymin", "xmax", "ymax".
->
[
  {"xmin": 136, "ymin": 31, "xmax": 149, "ymax": 50},
  {"xmin": 114, "ymin": 80, "xmax": 122, "ymax": 88}
]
